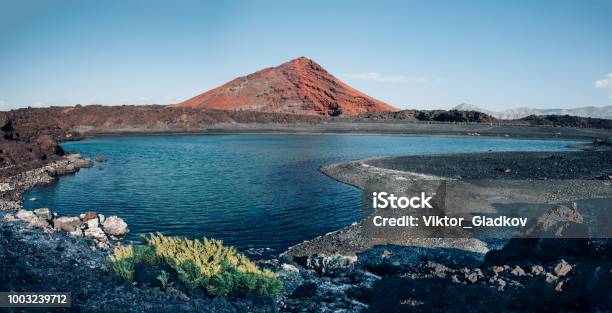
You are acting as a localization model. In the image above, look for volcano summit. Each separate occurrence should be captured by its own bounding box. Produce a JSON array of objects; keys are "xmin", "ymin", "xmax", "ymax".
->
[{"xmin": 172, "ymin": 57, "xmax": 398, "ymax": 116}]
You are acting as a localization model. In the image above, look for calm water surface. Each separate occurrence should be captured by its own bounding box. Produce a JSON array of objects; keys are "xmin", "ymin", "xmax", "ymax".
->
[{"xmin": 24, "ymin": 135, "xmax": 579, "ymax": 251}]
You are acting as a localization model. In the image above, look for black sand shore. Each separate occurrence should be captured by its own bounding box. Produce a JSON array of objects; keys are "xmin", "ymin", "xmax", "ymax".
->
[
  {"xmin": 365, "ymin": 149, "xmax": 612, "ymax": 180},
  {"xmin": 284, "ymin": 145, "xmax": 612, "ymax": 258}
]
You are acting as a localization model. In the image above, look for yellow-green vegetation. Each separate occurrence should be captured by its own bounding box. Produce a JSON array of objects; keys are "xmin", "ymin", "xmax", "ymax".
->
[{"xmin": 106, "ymin": 233, "xmax": 282, "ymax": 297}]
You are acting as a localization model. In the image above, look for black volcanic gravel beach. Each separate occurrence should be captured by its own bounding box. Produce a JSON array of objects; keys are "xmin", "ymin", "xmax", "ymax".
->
[{"xmin": 366, "ymin": 150, "xmax": 612, "ymax": 180}]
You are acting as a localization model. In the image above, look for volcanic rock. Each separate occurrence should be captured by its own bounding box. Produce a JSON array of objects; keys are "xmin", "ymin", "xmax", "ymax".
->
[
  {"xmin": 483, "ymin": 204, "xmax": 589, "ymax": 265},
  {"xmin": 277, "ymin": 264, "xmax": 304, "ymax": 295},
  {"xmin": 291, "ymin": 282, "xmax": 318, "ymax": 298},
  {"xmin": 525, "ymin": 204, "xmax": 585, "ymax": 236},
  {"xmin": 294, "ymin": 254, "xmax": 357, "ymax": 277}
]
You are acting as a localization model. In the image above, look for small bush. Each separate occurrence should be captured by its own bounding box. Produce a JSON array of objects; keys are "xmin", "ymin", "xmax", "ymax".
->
[
  {"xmin": 106, "ymin": 233, "xmax": 282, "ymax": 297},
  {"xmin": 106, "ymin": 245, "xmax": 138, "ymax": 282}
]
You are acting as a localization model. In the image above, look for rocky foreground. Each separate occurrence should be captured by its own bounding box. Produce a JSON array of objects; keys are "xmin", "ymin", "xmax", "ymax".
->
[
  {"xmin": 279, "ymin": 206, "xmax": 611, "ymax": 313},
  {"xmin": 0, "ymin": 215, "xmax": 280, "ymax": 313},
  {"xmin": 0, "ymin": 148, "xmax": 610, "ymax": 312},
  {"xmin": 4, "ymin": 201, "xmax": 607, "ymax": 312},
  {"xmin": 278, "ymin": 144, "xmax": 611, "ymax": 312},
  {"xmin": 5, "ymin": 206, "xmax": 605, "ymax": 313}
]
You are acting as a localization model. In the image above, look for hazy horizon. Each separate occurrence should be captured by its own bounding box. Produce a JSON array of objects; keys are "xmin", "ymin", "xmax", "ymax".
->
[{"xmin": 1, "ymin": 0, "xmax": 611, "ymax": 111}]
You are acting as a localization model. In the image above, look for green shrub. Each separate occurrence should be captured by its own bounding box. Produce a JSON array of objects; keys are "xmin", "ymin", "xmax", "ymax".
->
[{"xmin": 106, "ymin": 233, "xmax": 282, "ymax": 297}]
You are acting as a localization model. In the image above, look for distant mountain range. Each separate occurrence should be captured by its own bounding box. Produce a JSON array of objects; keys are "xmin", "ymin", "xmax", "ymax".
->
[
  {"xmin": 172, "ymin": 57, "xmax": 398, "ymax": 116},
  {"xmin": 453, "ymin": 103, "xmax": 612, "ymax": 120}
]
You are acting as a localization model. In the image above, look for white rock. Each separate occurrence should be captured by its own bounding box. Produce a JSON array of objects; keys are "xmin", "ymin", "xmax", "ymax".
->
[
  {"xmin": 281, "ymin": 263, "xmax": 300, "ymax": 273},
  {"xmin": 84, "ymin": 227, "xmax": 107, "ymax": 241},
  {"xmin": 53, "ymin": 216, "xmax": 82, "ymax": 232},
  {"xmin": 554, "ymin": 260, "xmax": 572, "ymax": 277},
  {"xmin": 69, "ymin": 229, "xmax": 83, "ymax": 237},
  {"xmin": 98, "ymin": 214, "xmax": 105, "ymax": 224},
  {"xmin": 34, "ymin": 208, "xmax": 53, "ymax": 221},
  {"xmin": 86, "ymin": 218, "xmax": 99, "ymax": 229},
  {"xmin": 103, "ymin": 216, "xmax": 129, "ymax": 236},
  {"xmin": 304, "ymin": 254, "xmax": 358, "ymax": 276},
  {"xmin": 0, "ymin": 183, "xmax": 14, "ymax": 192},
  {"xmin": 3, "ymin": 214, "xmax": 16, "ymax": 221},
  {"xmin": 81, "ymin": 212, "xmax": 98, "ymax": 222},
  {"xmin": 28, "ymin": 216, "xmax": 50, "ymax": 229},
  {"xmin": 16, "ymin": 209, "xmax": 36, "ymax": 221},
  {"xmin": 67, "ymin": 153, "xmax": 82, "ymax": 160}
]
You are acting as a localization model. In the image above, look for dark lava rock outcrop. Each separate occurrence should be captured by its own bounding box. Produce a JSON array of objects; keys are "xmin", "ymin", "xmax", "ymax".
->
[
  {"xmin": 358, "ymin": 109, "xmax": 612, "ymax": 129},
  {"xmin": 521, "ymin": 114, "xmax": 612, "ymax": 129},
  {"xmin": 358, "ymin": 109, "xmax": 499, "ymax": 124},
  {"xmin": 0, "ymin": 105, "xmax": 328, "ymax": 177}
]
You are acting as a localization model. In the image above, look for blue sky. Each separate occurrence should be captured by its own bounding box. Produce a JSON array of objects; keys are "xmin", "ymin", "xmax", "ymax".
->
[{"xmin": 1, "ymin": 0, "xmax": 611, "ymax": 111}]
